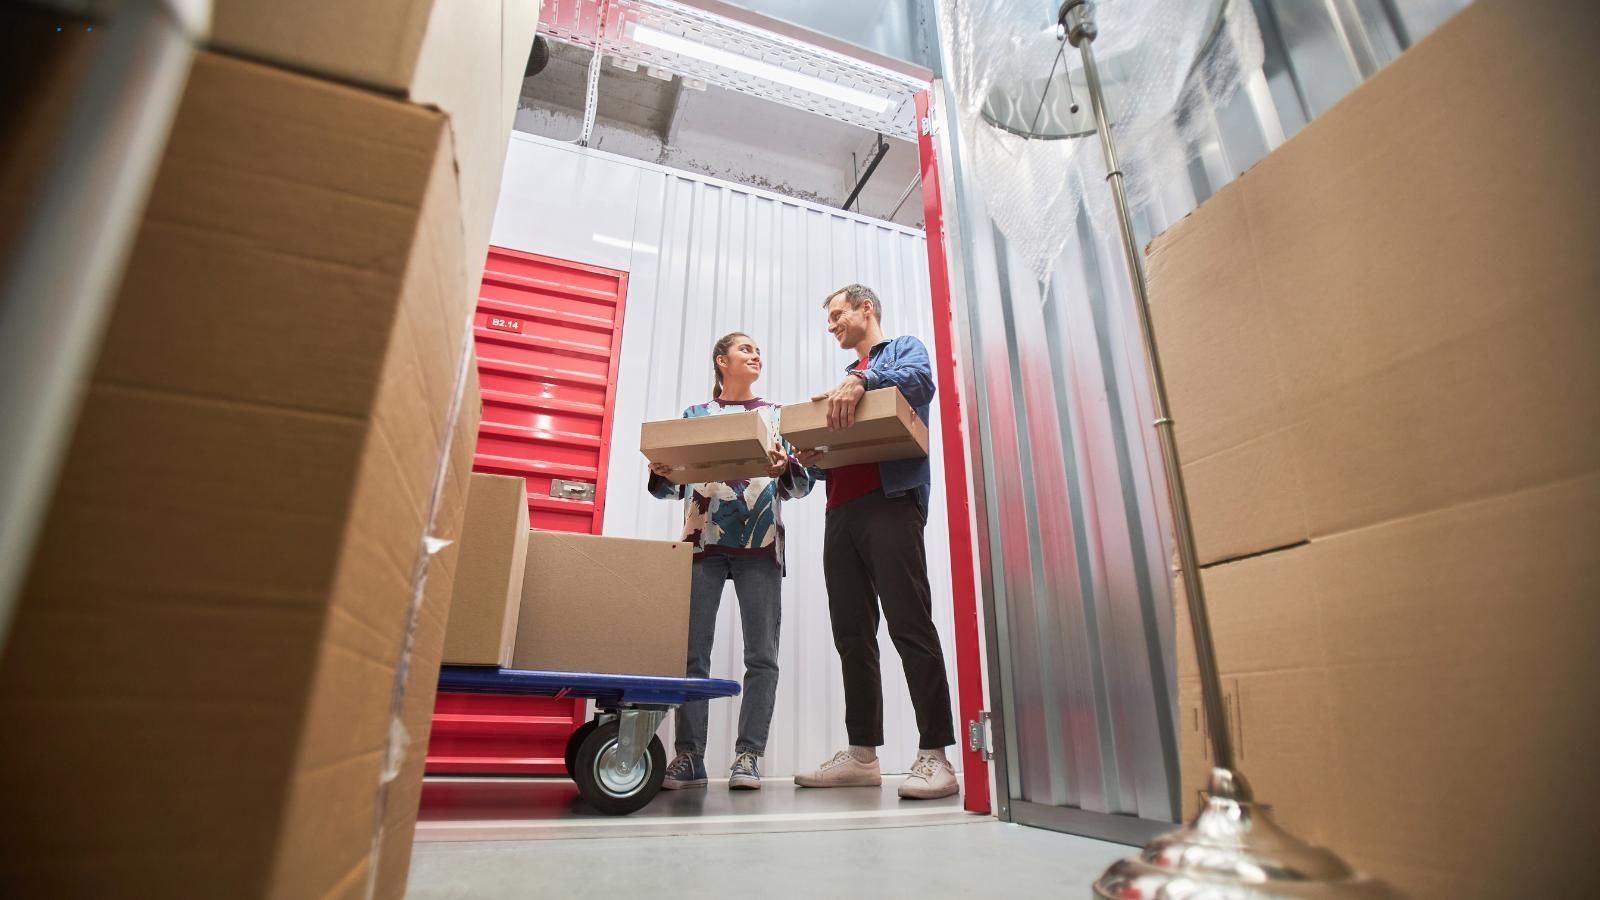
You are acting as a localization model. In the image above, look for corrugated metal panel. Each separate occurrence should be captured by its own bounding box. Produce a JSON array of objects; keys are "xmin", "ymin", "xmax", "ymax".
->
[
  {"xmin": 490, "ymin": 133, "xmax": 956, "ymax": 779},
  {"xmin": 935, "ymin": 0, "xmax": 1472, "ymax": 834}
]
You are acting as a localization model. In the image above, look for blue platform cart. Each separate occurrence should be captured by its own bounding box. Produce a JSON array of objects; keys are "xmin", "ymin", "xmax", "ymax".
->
[{"xmin": 438, "ymin": 666, "xmax": 740, "ymax": 815}]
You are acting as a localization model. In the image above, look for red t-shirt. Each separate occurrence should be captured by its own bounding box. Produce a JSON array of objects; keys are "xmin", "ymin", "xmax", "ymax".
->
[{"xmin": 825, "ymin": 358, "xmax": 883, "ymax": 510}]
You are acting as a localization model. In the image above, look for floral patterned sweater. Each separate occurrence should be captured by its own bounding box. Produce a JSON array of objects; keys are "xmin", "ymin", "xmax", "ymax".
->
[{"xmin": 646, "ymin": 398, "xmax": 816, "ymax": 571}]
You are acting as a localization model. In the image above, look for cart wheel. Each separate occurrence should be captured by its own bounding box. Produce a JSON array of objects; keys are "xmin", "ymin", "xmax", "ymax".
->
[
  {"xmin": 572, "ymin": 720, "xmax": 666, "ymax": 815},
  {"xmin": 563, "ymin": 719, "xmax": 601, "ymax": 779}
]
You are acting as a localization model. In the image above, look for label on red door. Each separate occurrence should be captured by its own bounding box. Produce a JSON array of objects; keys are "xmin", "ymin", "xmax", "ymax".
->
[{"xmin": 487, "ymin": 315, "xmax": 523, "ymax": 334}]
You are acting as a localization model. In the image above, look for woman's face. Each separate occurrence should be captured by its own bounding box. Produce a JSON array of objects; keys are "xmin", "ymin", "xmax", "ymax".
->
[{"xmin": 719, "ymin": 336, "xmax": 762, "ymax": 382}]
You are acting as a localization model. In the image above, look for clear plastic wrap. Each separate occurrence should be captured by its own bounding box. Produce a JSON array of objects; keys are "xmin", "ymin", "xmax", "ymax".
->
[{"xmin": 940, "ymin": 0, "xmax": 1264, "ymax": 278}]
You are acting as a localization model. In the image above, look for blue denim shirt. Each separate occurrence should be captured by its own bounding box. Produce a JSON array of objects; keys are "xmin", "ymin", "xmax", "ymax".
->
[{"xmin": 813, "ymin": 335, "xmax": 934, "ymax": 511}]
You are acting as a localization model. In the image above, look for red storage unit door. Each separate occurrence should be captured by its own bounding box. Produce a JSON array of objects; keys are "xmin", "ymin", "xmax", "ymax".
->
[{"xmin": 426, "ymin": 248, "xmax": 629, "ymax": 776}]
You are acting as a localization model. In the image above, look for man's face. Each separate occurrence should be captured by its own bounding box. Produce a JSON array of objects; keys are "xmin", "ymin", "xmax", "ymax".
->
[{"xmin": 826, "ymin": 293, "xmax": 872, "ymax": 349}]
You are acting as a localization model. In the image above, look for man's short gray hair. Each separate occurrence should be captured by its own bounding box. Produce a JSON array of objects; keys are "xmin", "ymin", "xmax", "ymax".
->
[{"xmin": 823, "ymin": 283, "xmax": 881, "ymax": 321}]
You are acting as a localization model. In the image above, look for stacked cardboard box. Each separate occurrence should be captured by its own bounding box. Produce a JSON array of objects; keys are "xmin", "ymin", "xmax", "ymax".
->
[
  {"xmin": 513, "ymin": 533, "xmax": 694, "ymax": 679},
  {"xmin": 442, "ymin": 474, "xmax": 532, "ymax": 667},
  {"xmin": 1149, "ymin": 0, "xmax": 1598, "ymax": 896},
  {"xmin": 374, "ymin": 364, "xmax": 480, "ymax": 900},
  {"xmin": 209, "ymin": 0, "xmax": 536, "ymax": 298},
  {"xmin": 0, "ymin": 4, "xmax": 535, "ymax": 898}
]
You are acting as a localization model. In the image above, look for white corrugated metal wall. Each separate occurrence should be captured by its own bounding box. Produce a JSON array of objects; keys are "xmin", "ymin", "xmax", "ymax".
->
[{"xmin": 490, "ymin": 133, "xmax": 958, "ymax": 779}]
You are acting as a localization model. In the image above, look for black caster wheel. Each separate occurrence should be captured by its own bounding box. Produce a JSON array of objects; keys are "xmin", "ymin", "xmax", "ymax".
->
[
  {"xmin": 563, "ymin": 719, "xmax": 601, "ymax": 779},
  {"xmin": 571, "ymin": 720, "xmax": 666, "ymax": 816}
]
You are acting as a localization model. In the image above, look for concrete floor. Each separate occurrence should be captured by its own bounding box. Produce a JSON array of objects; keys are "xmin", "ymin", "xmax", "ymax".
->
[
  {"xmin": 415, "ymin": 776, "xmax": 970, "ymax": 841},
  {"xmin": 409, "ymin": 820, "xmax": 1128, "ymax": 899},
  {"xmin": 408, "ymin": 777, "xmax": 1130, "ymax": 898}
]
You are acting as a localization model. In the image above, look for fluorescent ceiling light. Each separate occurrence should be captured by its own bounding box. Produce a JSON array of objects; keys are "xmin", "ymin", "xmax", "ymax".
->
[{"xmin": 629, "ymin": 24, "xmax": 896, "ymax": 115}]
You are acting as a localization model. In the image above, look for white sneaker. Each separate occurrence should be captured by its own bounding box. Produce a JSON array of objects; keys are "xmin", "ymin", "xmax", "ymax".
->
[
  {"xmin": 899, "ymin": 753, "xmax": 958, "ymax": 800},
  {"xmin": 794, "ymin": 750, "xmax": 882, "ymax": 788}
]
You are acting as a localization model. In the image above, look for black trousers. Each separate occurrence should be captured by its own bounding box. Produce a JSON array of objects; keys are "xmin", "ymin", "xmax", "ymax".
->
[{"xmin": 823, "ymin": 489, "xmax": 956, "ymax": 750}]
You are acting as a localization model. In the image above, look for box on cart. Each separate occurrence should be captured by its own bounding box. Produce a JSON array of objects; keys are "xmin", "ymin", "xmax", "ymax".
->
[
  {"xmin": 512, "ymin": 532, "xmax": 693, "ymax": 678},
  {"xmin": 441, "ymin": 473, "xmax": 532, "ymax": 667}
]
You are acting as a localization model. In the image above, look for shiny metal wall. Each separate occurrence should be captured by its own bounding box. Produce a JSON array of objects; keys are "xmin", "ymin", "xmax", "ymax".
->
[
  {"xmin": 934, "ymin": 0, "xmax": 1470, "ymax": 835},
  {"xmin": 490, "ymin": 133, "xmax": 957, "ymax": 778}
]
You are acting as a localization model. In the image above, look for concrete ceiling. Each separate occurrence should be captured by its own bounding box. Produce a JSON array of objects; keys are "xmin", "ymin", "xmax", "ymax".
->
[{"xmin": 516, "ymin": 41, "xmax": 925, "ymax": 229}]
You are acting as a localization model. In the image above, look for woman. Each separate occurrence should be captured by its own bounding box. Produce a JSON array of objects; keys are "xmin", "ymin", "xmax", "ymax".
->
[{"xmin": 647, "ymin": 332, "xmax": 814, "ymax": 790}]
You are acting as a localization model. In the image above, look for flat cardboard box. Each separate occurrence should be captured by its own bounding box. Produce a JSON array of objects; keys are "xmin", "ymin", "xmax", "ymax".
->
[
  {"xmin": 0, "ymin": 52, "xmax": 473, "ymax": 899},
  {"xmin": 210, "ymin": 0, "xmax": 539, "ymax": 296},
  {"xmin": 442, "ymin": 473, "xmax": 531, "ymax": 666},
  {"xmin": 641, "ymin": 409, "xmax": 776, "ymax": 485},
  {"xmin": 1145, "ymin": 0, "xmax": 1600, "ymax": 567},
  {"xmin": 780, "ymin": 388, "xmax": 929, "ymax": 469},
  {"xmin": 1174, "ymin": 474, "xmax": 1600, "ymax": 899},
  {"xmin": 512, "ymin": 532, "xmax": 692, "ymax": 678}
]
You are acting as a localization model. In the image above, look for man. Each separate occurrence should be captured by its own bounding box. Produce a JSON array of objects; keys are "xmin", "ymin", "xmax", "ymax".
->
[{"xmin": 792, "ymin": 283, "xmax": 958, "ymax": 800}]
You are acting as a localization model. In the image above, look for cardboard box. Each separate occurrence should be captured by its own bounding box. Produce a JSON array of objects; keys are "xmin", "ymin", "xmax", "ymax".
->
[
  {"xmin": 512, "ymin": 532, "xmax": 692, "ymax": 678},
  {"xmin": 373, "ymin": 366, "xmax": 480, "ymax": 900},
  {"xmin": 780, "ymin": 388, "xmax": 929, "ymax": 469},
  {"xmin": 1174, "ymin": 475, "xmax": 1600, "ymax": 899},
  {"xmin": 210, "ymin": 0, "xmax": 539, "ymax": 296},
  {"xmin": 1145, "ymin": 0, "xmax": 1600, "ymax": 568},
  {"xmin": 640, "ymin": 409, "xmax": 776, "ymax": 484},
  {"xmin": 0, "ymin": 53, "xmax": 473, "ymax": 899},
  {"xmin": 1155, "ymin": 1, "xmax": 1600, "ymax": 896},
  {"xmin": 442, "ymin": 473, "xmax": 531, "ymax": 666}
]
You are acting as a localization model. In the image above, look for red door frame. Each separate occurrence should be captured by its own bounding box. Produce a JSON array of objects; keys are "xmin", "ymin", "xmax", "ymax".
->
[{"xmin": 916, "ymin": 89, "xmax": 990, "ymax": 814}]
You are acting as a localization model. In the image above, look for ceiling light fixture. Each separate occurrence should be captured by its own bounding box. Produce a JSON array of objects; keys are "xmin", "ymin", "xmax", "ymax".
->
[{"xmin": 628, "ymin": 24, "xmax": 896, "ymax": 115}]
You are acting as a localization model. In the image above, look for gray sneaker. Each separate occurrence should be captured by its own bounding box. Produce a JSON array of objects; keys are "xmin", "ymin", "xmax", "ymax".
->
[
  {"xmin": 729, "ymin": 751, "xmax": 762, "ymax": 790},
  {"xmin": 663, "ymin": 751, "xmax": 707, "ymax": 790}
]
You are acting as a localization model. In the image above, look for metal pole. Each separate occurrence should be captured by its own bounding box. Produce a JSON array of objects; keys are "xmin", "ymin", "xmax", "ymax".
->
[{"xmin": 1061, "ymin": 0, "xmax": 1245, "ymax": 793}]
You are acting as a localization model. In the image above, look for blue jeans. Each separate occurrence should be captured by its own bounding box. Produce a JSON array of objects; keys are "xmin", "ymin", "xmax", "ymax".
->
[{"xmin": 676, "ymin": 552, "xmax": 781, "ymax": 757}]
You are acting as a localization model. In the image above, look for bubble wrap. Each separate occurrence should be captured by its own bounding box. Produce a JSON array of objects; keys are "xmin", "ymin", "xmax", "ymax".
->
[{"xmin": 941, "ymin": 0, "xmax": 1264, "ymax": 278}]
